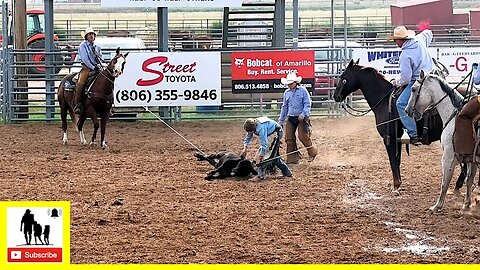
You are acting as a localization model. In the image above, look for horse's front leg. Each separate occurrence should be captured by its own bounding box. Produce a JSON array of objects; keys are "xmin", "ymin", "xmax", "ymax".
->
[
  {"xmin": 384, "ymin": 139, "xmax": 402, "ymax": 195},
  {"xmin": 463, "ymin": 163, "xmax": 477, "ymax": 210},
  {"xmin": 77, "ymin": 114, "xmax": 88, "ymax": 145},
  {"xmin": 99, "ymin": 113, "xmax": 110, "ymax": 149},
  {"xmin": 429, "ymin": 150, "xmax": 457, "ymax": 212}
]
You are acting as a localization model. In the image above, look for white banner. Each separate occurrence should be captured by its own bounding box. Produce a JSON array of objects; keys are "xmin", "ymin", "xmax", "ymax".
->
[
  {"xmin": 352, "ymin": 47, "xmax": 480, "ymax": 82},
  {"xmin": 115, "ymin": 52, "xmax": 221, "ymax": 107},
  {"xmin": 352, "ymin": 47, "xmax": 438, "ymax": 81},
  {"xmin": 437, "ymin": 47, "xmax": 480, "ymax": 77},
  {"xmin": 101, "ymin": 0, "xmax": 244, "ymax": 8}
]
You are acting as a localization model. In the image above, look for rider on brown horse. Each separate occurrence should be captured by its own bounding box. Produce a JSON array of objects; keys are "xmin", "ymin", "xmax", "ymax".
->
[{"xmin": 74, "ymin": 27, "xmax": 103, "ymax": 115}]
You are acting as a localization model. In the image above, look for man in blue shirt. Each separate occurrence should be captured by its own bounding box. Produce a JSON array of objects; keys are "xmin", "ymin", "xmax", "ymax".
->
[
  {"xmin": 474, "ymin": 63, "xmax": 480, "ymax": 85},
  {"xmin": 74, "ymin": 27, "xmax": 102, "ymax": 114},
  {"xmin": 241, "ymin": 116, "xmax": 292, "ymax": 180},
  {"xmin": 278, "ymin": 73, "xmax": 318, "ymax": 164}
]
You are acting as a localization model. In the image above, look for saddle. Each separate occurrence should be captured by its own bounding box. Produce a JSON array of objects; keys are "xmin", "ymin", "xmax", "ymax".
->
[
  {"xmin": 453, "ymin": 97, "xmax": 480, "ymax": 157},
  {"xmin": 389, "ymin": 85, "xmax": 443, "ymax": 146},
  {"xmin": 415, "ymin": 107, "xmax": 443, "ymax": 145},
  {"xmin": 62, "ymin": 71, "xmax": 99, "ymax": 93}
]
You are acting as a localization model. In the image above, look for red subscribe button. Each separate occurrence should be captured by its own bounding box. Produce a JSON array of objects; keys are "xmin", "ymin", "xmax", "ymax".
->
[{"xmin": 7, "ymin": 247, "xmax": 62, "ymax": 263}]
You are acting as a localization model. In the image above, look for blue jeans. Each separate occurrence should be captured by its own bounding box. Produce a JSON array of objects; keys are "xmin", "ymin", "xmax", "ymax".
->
[{"xmin": 396, "ymin": 82, "xmax": 417, "ymax": 138}]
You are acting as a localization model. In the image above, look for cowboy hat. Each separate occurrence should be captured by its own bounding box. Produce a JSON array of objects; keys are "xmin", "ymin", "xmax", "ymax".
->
[
  {"xmin": 80, "ymin": 27, "xmax": 98, "ymax": 39},
  {"xmin": 387, "ymin": 26, "xmax": 416, "ymax": 41},
  {"xmin": 281, "ymin": 73, "xmax": 302, "ymax": 84}
]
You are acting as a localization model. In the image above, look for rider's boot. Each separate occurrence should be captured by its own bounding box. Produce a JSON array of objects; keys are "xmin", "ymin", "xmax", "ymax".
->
[{"xmin": 74, "ymin": 82, "xmax": 85, "ymax": 115}]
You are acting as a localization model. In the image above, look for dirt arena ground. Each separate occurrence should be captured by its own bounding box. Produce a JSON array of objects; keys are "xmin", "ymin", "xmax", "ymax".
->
[{"xmin": 1, "ymin": 116, "xmax": 480, "ymax": 264}]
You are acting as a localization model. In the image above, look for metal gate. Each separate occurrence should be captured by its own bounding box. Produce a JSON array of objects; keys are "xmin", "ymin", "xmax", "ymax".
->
[{"xmin": 0, "ymin": 1, "xmax": 344, "ymax": 123}]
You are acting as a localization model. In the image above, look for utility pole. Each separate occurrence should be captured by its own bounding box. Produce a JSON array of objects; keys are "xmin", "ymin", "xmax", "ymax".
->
[{"xmin": 14, "ymin": 0, "xmax": 28, "ymax": 119}]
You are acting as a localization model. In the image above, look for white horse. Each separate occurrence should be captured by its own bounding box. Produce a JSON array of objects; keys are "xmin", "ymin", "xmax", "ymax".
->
[{"xmin": 405, "ymin": 70, "xmax": 477, "ymax": 211}]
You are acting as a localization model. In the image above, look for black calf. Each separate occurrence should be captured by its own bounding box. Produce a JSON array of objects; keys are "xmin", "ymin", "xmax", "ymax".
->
[{"xmin": 194, "ymin": 151, "xmax": 257, "ymax": 180}]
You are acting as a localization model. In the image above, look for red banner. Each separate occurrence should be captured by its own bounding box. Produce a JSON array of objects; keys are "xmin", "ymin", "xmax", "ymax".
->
[
  {"xmin": 231, "ymin": 50, "xmax": 315, "ymax": 93},
  {"xmin": 8, "ymin": 247, "xmax": 62, "ymax": 263}
]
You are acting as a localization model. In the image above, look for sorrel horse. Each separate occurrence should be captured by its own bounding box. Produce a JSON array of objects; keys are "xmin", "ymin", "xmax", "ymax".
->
[
  {"xmin": 406, "ymin": 71, "xmax": 478, "ymax": 211},
  {"xmin": 57, "ymin": 47, "xmax": 128, "ymax": 148},
  {"xmin": 333, "ymin": 59, "xmax": 465, "ymax": 194}
]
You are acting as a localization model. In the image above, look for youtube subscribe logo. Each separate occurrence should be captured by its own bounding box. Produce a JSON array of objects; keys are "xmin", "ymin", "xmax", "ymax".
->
[{"xmin": 7, "ymin": 248, "xmax": 62, "ymax": 263}]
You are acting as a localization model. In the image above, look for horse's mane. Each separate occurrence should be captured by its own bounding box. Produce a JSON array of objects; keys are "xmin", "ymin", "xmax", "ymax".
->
[
  {"xmin": 360, "ymin": 66, "xmax": 387, "ymax": 80},
  {"xmin": 428, "ymin": 73, "xmax": 464, "ymax": 109}
]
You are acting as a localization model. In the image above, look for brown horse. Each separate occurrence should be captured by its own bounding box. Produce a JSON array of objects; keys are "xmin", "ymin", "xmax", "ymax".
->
[{"xmin": 57, "ymin": 47, "xmax": 128, "ymax": 148}]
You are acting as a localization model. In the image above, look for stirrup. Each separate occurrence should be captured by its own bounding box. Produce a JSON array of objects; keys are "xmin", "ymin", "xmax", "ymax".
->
[{"xmin": 400, "ymin": 132, "xmax": 410, "ymax": 144}]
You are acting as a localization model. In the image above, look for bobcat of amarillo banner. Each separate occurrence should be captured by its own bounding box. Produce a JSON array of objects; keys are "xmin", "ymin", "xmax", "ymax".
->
[{"xmin": 231, "ymin": 50, "xmax": 315, "ymax": 93}]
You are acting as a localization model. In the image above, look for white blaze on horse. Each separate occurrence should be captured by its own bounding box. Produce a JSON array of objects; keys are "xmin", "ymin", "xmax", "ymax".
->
[
  {"xmin": 57, "ymin": 47, "xmax": 128, "ymax": 148},
  {"xmin": 405, "ymin": 70, "xmax": 477, "ymax": 211}
]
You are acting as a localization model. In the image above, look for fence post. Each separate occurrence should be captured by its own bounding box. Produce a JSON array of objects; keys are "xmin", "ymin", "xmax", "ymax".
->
[
  {"xmin": 1, "ymin": 0, "xmax": 8, "ymax": 122},
  {"xmin": 14, "ymin": 0, "xmax": 29, "ymax": 119},
  {"xmin": 45, "ymin": 0, "xmax": 56, "ymax": 121},
  {"xmin": 7, "ymin": 48, "xmax": 14, "ymax": 122}
]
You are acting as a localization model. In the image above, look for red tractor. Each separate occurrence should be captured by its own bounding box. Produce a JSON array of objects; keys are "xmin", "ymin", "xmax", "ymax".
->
[{"xmin": 0, "ymin": 9, "xmax": 64, "ymax": 74}]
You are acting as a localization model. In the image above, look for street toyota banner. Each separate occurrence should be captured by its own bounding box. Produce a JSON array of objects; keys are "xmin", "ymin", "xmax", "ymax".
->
[
  {"xmin": 101, "ymin": 0, "xmax": 244, "ymax": 7},
  {"xmin": 114, "ymin": 52, "xmax": 221, "ymax": 107},
  {"xmin": 231, "ymin": 50, "xmax": 315, "ymax": 93}
]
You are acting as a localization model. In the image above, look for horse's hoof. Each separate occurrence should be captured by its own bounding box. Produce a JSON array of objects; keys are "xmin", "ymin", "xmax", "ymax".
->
[
  {"xmin": 390, "ymin": 188, "xmax": 400, "ymax": 196},
  {"xmin": 428, "ymin": 205, "xmax": 441, "ymax": 213},
  {"xmin": 462, "ymin": 203, "xmax": 471, "ymax": 210}
]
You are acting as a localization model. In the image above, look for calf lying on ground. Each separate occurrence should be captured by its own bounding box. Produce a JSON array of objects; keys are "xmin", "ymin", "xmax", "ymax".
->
[{"xmin": 194, "ymin": 151, "xmax": 257, "ymax": 180}]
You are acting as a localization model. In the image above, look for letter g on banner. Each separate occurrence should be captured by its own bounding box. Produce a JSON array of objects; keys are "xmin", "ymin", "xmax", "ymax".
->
[{"xmin": 455, "ymin": 56, "xmax": 468, "ymax": 72}]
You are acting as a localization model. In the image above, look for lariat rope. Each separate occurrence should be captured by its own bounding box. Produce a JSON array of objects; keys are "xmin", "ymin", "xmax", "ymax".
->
[{"xmin": 143, "ymin": 107, "xmax": 206, "ymax": 156}]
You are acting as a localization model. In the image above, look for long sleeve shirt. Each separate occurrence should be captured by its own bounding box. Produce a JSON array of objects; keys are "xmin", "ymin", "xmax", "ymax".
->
[
  {"xmin": 474, "ymin": 66, "xmax": 480, "ymax": 85},
  {"xmin": 396, "ymin": 29, "xmax": 434, "ymax": 86},
  {"xmin": 243, "ymin": 117, "xmax": 280, "ymax": 156},
  {"xmin": 78, "ymin": 40, "xmax": 102, "ymax": 70},
  {"xmin": 278, "ymin": 85, "xmax": 312, "ymax": 125}
]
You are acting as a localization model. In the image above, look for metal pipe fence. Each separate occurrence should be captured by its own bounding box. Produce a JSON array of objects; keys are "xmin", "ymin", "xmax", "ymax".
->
[{"xmin": 0, "ymin": 46, "xmax": 347, "ymax": 123}]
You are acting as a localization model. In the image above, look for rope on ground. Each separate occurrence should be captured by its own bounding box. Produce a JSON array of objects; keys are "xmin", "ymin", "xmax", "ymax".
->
[{"xmin": 143, "ymin": 106, "xmax": 206, "ymax": 156}]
